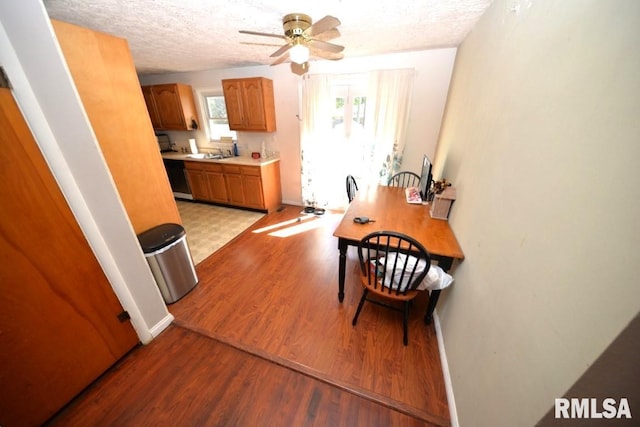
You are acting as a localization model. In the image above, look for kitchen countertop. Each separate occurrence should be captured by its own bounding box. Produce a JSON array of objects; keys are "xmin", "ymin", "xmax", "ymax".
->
[{"xmin": 162, "ymin": 151, "xmax": 279, "ymax": 167}]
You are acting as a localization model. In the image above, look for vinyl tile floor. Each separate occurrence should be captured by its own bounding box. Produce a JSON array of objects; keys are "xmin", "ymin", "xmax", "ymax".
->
[{"xmin": 176, "ymin": 200, "xmax": 265, "ymax": 265}]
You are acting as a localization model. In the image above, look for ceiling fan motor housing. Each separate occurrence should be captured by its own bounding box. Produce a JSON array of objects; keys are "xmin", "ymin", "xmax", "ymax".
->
[{"xmin": 283, "ymin": 13, "xmax": 312, "ymax": 38}]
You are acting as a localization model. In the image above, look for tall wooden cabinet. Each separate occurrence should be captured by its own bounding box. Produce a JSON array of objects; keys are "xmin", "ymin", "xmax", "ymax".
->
[
  {"xmin": 142, "ymin": 83, "xmax": 199, "ymax": 131},
  {"xmin": 52, "ymin": 20, "xmax": 181, "ymax": 234},
  {"xmin": 222, "ymin": 77, "xmax": 276, "ymax": 132}
]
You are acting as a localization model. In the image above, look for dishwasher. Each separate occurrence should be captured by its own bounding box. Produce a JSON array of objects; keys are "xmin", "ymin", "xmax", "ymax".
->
[
  {"xmin": 163, "ymin": 158, "xmax": 192, "ymax": 200},
  {"xmin": 158, "ymin": 134, "xmax": 192, "ymax": 200}
]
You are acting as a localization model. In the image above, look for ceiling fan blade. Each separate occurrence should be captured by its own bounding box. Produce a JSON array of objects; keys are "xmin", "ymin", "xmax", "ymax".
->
[
  {"xmin": 308, "ymin": 39, "xmax": 344, "ymax": 54},
  {"xmin": 239, "ymin": 30, "xmax": 286, "ymax": 40},
  {"xmin": 312, "ymin": 28, "xmax": 341, "ymax": 42},
  {"xmin": 310, "ymin": 48, "xmax": 344, "ymax": 61},
  {"xmin": 270, "ymin": 54, "xmax": 289, "ymax": 66},
  {"xmin": 304, "ymin": 15, "xmax": 340, "ymax": 37},
  {"xmin": 270, "ymin": 43, "xmax": 293, "ymax": 58}
]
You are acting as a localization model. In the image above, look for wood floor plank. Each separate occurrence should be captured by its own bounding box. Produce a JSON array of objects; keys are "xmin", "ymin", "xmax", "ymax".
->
[
  {"xmin": 170, "ymin": 205, "xmax": 450, "ymax": 423},
  {"xmin": 47, "ymin": 204, "xmax": 450, "ymax": 426},
  {"xmin": 48, "ymin": 326, "xmax": 437, "ymax": 426}
]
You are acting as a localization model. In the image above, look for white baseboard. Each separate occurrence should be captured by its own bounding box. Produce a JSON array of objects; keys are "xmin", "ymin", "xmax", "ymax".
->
[
  {"xmin": 434, "ymin": 311, "xmax": 459, "ymax": 427},
  {"xmin": 147, "ymin": 312, "xmax": 175, "ymax": 342}
]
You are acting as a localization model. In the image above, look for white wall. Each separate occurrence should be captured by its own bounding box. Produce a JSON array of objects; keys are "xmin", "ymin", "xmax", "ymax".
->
[
  {"xmin": 435, "ymin": 1, "xmax": 640, "ymax": 425},
  {"xmin": 140, "ymin": 48, "xmax": 457, "ymax": 205}
]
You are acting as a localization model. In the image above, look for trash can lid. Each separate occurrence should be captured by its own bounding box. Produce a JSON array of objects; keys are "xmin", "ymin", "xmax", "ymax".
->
[{"xmin": 137, "ymin": 223, "xmax": 186, "ymax": 253}]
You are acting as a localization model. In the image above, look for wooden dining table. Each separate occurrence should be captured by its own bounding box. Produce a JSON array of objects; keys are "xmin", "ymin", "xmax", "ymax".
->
[{"xmin": 333, "ymin": 185, "xmax": 464, "ymax": 323}]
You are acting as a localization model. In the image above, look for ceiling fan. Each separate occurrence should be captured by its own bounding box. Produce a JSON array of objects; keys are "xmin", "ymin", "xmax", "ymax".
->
[{"xmin": 239, "ymin": 13, "xmax": 344, "ymax": 66}]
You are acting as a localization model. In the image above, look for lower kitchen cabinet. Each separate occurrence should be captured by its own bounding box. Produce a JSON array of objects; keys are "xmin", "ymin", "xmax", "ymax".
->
[
  {"xmin": 207, "ymin": 166, "xmax": 228, "ymax": 203},
  {"xmin": 184, "ymin": 159, "xmax": 281, "ymax": 212},
  {"xmin": 184, "ymin": 161, "xmax": 209, "ymax": 200}
]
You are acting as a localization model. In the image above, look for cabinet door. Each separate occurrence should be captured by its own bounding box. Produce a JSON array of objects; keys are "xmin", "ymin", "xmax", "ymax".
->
[
  {"xmin": 185, "ymin": 168, "xmax": 209, "ymax": 200},
  {"xmin": 151, "ymin": 84, "xmax": 186, "ymax": 129},
  {"xmin": 225, "ymin": 173, "xmax": 245, "ymax": 204},
  {"xmin": 242, "ymin": 79, "xmax": 268, "ymax": 131},
  {"xmin": 243, "ymin": 175, "xmax": 265, "ymax": 209},
  {"xmin": 142, "ymin": 86, "xmax": 161, "ymax": 129},
  {"xmin": 206, "ymin": 171, "xmax": 228, "ymax": 203},
  {"xmin": 222, "ymin": 80, "xmax": 245, "ymax": 130}
]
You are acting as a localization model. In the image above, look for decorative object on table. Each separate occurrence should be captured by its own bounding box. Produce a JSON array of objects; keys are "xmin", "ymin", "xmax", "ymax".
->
[
  {"xmin": 430, "ymin": 185, "xmax": 456, "ymax": 220},
  {"xmin": 431, "ymin": 178, "xmax": 451, "ymax": 195}
]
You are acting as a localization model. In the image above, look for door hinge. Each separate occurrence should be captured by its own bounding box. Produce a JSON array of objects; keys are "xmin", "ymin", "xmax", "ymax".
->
[
  {"xmin": 0, "ymin": 67, "xmax": 11, "ymax": 89},
  {"xmin": 117, "ymin": 310, "xmax": 131, "ymax": 322}
]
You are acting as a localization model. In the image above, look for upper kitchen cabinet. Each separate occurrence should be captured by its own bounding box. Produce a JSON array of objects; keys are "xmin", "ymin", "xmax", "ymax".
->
[
  {"xmin": 142, "ymin": 83, "xmax": 199, "ymax": 131},
  {"xmin": 222, "ymin": 77, "xmax": 276, "ymax": 132}
]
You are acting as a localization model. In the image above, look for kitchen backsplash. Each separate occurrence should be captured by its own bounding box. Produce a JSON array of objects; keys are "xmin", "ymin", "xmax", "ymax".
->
[{"xmin": 161, "ymin": 131, "xmax": 278, "ymax": 158}]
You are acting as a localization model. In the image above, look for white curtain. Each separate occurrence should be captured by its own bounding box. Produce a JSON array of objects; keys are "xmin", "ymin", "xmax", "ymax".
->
[
  {"xmin": 364, "ymin": 69, "xmax": 415, "ymax": 185},
  {"xmin": 300, "ymin": 74, "xmax": 334, "ymax": 207},
  {"xmin": 300, "ymin": 69, "xmax": 414, "ymax": 208}
]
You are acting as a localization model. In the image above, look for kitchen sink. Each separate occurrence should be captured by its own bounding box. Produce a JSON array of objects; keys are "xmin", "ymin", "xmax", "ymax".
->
[{"xmin": 187, "ymin": 153, "xmax": 224, "ymax": 160}]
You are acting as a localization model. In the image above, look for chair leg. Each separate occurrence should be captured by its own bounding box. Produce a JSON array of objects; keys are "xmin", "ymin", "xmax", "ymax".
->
[
  {"xmin": 352, "ymin": 289, "xmax": 369, "ymax": 326},
  {"xmin": 403, "ymin": 301, "xmax": 409, "ymax": 346}
]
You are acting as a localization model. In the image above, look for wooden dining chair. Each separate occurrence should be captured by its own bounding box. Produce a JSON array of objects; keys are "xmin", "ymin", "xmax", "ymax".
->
[
  {"xmin": 352, "ymin": 230, "xmax": 431, "ymax": 345},
  {"xmin": 346, "ymin": 175, "xmax": 358, "ymax": 203},
  {"xmin": 387, "ymin": 171, "xmax": 420, "ymax": 188}
]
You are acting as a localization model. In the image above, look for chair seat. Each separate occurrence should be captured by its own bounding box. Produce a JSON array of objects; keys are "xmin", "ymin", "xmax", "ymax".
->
[{"xmin": 359, "ymin": 273, "xmax": 420, "ymax": 301}]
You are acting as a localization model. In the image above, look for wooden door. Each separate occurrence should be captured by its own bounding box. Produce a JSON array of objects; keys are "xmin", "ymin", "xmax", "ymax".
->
[
  {"xmin": 0, "ymin": 89, "xmax": 139, "ymax": 426},
  {"xmin": 52, "ymin": 20, "xmax": 182, "ymax": 235}
]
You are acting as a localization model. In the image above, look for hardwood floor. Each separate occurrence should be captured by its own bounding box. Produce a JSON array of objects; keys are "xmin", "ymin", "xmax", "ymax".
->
[{"xmin": 48, "ymin": 205, "xmax": 450, "ymax": 426}]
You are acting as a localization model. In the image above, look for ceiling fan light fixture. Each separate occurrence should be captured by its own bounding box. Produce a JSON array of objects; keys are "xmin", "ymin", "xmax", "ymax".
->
[{"xmin": 289, "ymin": 43, "xmax": 309, "ymax": 64}]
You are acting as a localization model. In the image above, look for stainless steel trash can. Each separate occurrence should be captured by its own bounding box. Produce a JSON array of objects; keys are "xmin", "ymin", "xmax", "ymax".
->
[{"xmin": 137, "ymin": 223, "xmax": 198, "ymax": 304}]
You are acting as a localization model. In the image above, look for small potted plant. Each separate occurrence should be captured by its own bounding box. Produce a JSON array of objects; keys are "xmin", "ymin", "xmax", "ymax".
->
[{"xmin": 432, "ymin": 178, "xmax": 452, "ymax": 195}]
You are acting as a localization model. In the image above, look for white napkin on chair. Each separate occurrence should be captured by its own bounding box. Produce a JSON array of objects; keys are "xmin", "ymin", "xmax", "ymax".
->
[{"xmin": 373, "ymin": 253, "xmax": 454, "ymax": 292}]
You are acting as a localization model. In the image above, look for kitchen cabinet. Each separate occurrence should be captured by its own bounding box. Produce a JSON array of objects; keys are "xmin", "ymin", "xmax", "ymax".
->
[
  {"xmin": 223, "ymin": 164, "xmax": 265, "ymax": 210},
  {"xmin": 142, "ymin": 83, "xmax": 199, "ymax": 131},
  {"xmin": 184, "ymin": 161, "xmax": 209, "ymax": 200},
  {"xmin": 184, "ymin": 159, "xmax": 281, "ymax": 212},
  {"xmin": 184, "ymin": 162, "xmax": 229, "ymax": 204},
  {"xmin": 206, "ymin": 166, "xmax": 228, "ymax": 203},
  {"xmin": 222, "ymin": 77, "xmax": 276, "ymax": 132}
]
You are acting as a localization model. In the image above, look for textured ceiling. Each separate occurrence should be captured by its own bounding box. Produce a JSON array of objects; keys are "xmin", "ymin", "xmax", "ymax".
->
[{"xmin": 44, "ymin": 0, "xmax": 493, "ymax": 75}]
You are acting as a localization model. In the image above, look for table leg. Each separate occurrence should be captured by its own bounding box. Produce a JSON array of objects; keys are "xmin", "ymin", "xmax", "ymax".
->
[
  {"xmin": 338, "ymin": 238, "xmax": 348, "ymax": 302},
  {"xmin": 424, "ymin": 289, "xmax": 441, "ymax": 324}
]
